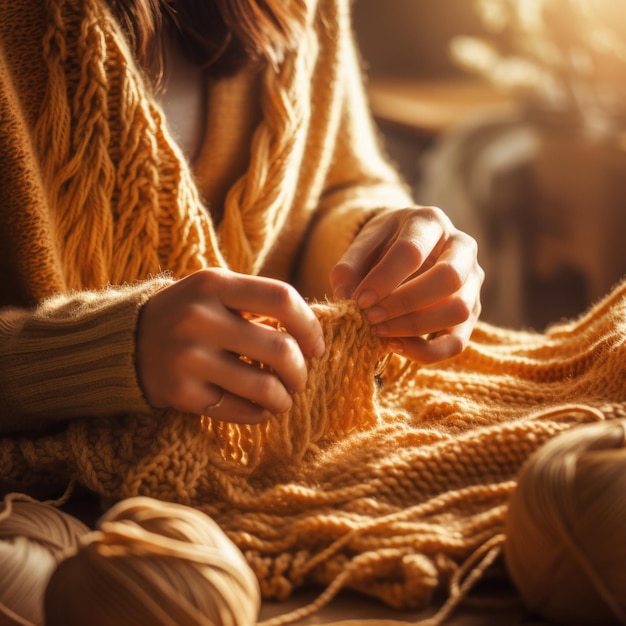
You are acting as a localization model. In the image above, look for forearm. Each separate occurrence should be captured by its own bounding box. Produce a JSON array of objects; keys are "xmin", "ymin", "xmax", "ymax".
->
[{"xmin": 0, "ymin": 277, "xmax": 173, "ymax": 434}]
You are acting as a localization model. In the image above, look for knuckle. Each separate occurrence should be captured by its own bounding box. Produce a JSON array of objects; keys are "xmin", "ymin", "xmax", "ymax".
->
[
  {"xmin": 465, "ymin": 229, "xmax": 479, "ymax": 249},
  {"xmin": 190, "ymin": 267, "xmax": 224, "ymax": 293},
  {"xmin": 477, "ymin": 264, "xmax": 486, "ymax": 286},
  {"xmin": 456, "ymin": 231, "xmax": 482, "ymax": 268},
  {"xmin": 271, "ymin": 333, "xmax": 300, "ymax": 365},
  {"xmin": 450, "ymin": 296, "xmax": 472, "ymax": 323},
  {"xmin": 396, "ymin": 238, "xmax": 425, "ymax": 268},
  {"xmin": 416, "ymin": 205, "xmax": 450, "ymax": 227},
  {"xmin": 251, "ymin": 373, "xmax": 284, "ymax": 406},
  {"xmin": 436, "ymin": 262, "xmax": 464, "ymax": 293},
  {"xmin": 414, "ymin": 205, "xmax": 438, "ymax": 220},
  {"xmin": 474, "ymin": 299, "xmax": 483, "ymax": 319},
  {"xmin": 270, "ymin": 280, "xmax": 299, "ymax": 310},
  {"xmin": 444, "ymin": 334, "xmax": 466, "ymax": 358}
]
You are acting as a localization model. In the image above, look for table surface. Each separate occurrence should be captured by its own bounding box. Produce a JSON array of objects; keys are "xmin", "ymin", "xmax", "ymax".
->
[{"xmin": 258, "ymin": 587, "xmax": 529, "ymax": 626}]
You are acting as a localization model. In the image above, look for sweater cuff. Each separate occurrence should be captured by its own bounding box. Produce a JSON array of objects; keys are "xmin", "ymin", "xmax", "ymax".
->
[{"xmin": 0, "ymin": 277, "xmax": 173, "ymax": 430}]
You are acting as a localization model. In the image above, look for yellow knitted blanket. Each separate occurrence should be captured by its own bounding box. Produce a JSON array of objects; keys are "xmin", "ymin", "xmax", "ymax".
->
[{"xmin": 3, "ymin": 281, "xmax": 626, "ymax": 609}]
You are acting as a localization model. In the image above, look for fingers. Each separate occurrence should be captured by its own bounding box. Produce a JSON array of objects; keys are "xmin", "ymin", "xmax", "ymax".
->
[
  {"xmin": 194, "ymin": 308, "xmax": 309, "ymax": 397},
  {"xmin": 388, "ymin": 328, "xmax": 469, "ymax": 364},
  {"xmin": 181, "ymin": 337, "xmax": 304, "ymax": 424},
  {"xmin": 372, "ymin": 293, "xmax": 472, "ymax": 339},
  {"xmin": 330, "ymin": 207, "xmax": 448, "ymax": 305},
  {"xmin": 200, "ymin": 344, "xmax": 302, "ymax": 425},
  {"xmin": 364, "ymin": 235, "xmax": 480, "ymax": 328},
  {"xmin": 352, "ymin": 208, "xmax": 448, "ymax": 308},
  {"xmin": 329, "ymin": 217, "xmax": 393, "ymax": 300},
  {"xmin": 136, "ymin": 268, "xmax": 326, "ymax": 424},
  {"xmin": 330, "ymin": 206, "xmax": 484, "ymax": 364},
  {"xmin": 380, "ymin": 290, "xmax": 480, "ymax": 363},
  {"xmin": 214, "ymin": 269, "xmax": 325, "ymax": 360}
]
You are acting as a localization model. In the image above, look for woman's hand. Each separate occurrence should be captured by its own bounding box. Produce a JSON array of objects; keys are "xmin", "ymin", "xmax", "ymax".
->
[
  {"xmin": 137, "ymin": 268, "xmax": 325, "ymax": 424},
  {"xmin": 330, "ymin": 206, "xmax": 483, "ymax": 363}
]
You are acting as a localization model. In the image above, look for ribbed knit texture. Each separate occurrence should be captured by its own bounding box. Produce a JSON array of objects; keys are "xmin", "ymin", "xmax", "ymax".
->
[{"xmin": 1, "ymin": 0, "xmax": 625, "ymax": 612}]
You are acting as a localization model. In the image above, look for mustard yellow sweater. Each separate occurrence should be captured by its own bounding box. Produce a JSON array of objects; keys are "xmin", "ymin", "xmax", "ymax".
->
[
  {"xmin": 2, "ymin": 0, "xmax": 626, "ymax": 613},
  {"xmin": 0, "ymin": 0, "xmax": 411, "ymax": 433}
]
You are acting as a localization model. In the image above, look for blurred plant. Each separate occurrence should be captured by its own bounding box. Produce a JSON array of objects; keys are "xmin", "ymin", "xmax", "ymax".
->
[{"xmin": 451, "ymin": 0, "xmax": 626, "ymax": 134}]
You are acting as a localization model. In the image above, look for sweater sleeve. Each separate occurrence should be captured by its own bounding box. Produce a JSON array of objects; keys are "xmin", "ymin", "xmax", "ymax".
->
[
  {"xmin": 295, "ymin": 3, "xmax": 414, "ymax": 299},
  {"xmin": 0, "ymin": 277, "xmax": 173, "ymax": 434}
]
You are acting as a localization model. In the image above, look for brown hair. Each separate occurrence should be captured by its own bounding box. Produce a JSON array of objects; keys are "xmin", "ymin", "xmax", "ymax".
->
[{"xmin": 108, "ymin": 0, "xmax": 306, "ymax": 86}]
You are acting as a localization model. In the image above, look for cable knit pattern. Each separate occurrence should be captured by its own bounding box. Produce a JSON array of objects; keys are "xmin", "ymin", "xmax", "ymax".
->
[
  {"xmin": 0, "ymin": 0, "xmax": 410, "ymax": 431},
  {"xmin": 1, "ymin": 0, "xmax": 626, "ymax": 612}
]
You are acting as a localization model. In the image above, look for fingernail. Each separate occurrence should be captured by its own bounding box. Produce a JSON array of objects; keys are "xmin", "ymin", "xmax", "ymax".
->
[
  {"xmin": 334, "ymin": 285, "xmax": 353, "ymax": 300},
  {"xmin": 312, "ymin": 336, "xmax": 326, "ymax": 358},
  {"xmin": 388, "ymin": 340, "xmax": 404, "ymax": 355},
  {"xmin": 357, "ymin": 290, "xmax": 378, "ymax": 309},
  {"xmin": 366, "ymin": 306, "xmax": 387, "ymax": 324}
]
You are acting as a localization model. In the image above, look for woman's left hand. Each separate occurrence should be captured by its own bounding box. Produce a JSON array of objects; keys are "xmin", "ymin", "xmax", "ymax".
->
[{"xmin": 329, "ymin": 206, "xmax": 484, "ymax": 364}]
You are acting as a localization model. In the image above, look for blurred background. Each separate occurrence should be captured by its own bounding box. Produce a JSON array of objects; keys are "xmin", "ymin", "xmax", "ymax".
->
[{"xmin": 352, "ymin": 0, "xmax": 626, "ymax": 330}]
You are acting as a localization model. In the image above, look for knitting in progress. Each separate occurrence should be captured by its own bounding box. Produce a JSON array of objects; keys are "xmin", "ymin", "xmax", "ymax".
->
[
  {"xmin": 1, "ymin": 0, "xmax": 626, "ymax": 621},
  {"xmin": 2, "ymin": 281, "xmax": 626, "ymax": 617}
]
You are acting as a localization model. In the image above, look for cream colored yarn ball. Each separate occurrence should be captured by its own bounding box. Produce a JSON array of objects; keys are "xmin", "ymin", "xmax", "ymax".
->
[
  {"xmin": 45, "ymin": 496, "xmax": 261, "ymax": 626},
  {"xmin": 0, "ymin": 493, "xmax": 89, "ymax": 625},
  {"xmin": 505, "ymin": 419, "xmax": 626, "ymax": 625}
]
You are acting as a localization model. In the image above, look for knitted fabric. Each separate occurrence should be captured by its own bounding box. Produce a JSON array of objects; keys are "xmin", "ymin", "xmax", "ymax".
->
[
  {"xmin": 2, "ymin": 283, "xmax": 626, "ymax": 609},
  {"xmin": 1, "ymin": 0, "xmax": 626, "ymax": 611},
  {"xmin": 0, "ymin": 0, "xmax": 409, "ymax": 305},
  {"xmin": 0, "ymin": 0, "xmax": 410, "ymax": 432}
]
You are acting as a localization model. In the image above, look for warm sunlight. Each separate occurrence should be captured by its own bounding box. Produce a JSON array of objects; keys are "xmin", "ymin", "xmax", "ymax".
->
[{"xmin": 451, "ymin": 0, "xmax": 626, "ymax": 123}]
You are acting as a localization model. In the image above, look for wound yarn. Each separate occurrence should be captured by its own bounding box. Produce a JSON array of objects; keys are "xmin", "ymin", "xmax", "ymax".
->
[
  {"xmin": 44, "ymin": 496, "xmax": 261, "ymax": 626},
  {"xmin": 0, "ymin": 493, "xmax": 89, "ymax": 626},
  {"xmin": 504, "ymin": 418, "xmax": 626, "ymax": 625}
]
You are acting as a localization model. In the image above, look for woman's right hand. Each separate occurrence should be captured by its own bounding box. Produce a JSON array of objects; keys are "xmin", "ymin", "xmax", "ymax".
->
[{"xmin": 136, "ymin": 268, "xmax": 325, "ymax": 424}]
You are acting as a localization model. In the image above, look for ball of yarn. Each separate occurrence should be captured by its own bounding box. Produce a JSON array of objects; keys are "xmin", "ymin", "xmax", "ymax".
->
[
  {"xmin": 0, "ymin": 493, "xmax": 90, "ymax": 625},
  {"xmin": 505, "ymin": 419, "xmax": 626, "ymax": 625},
  {"xmin": 44, "ymin": 496, "xmax": 261, "ymax": 626}
]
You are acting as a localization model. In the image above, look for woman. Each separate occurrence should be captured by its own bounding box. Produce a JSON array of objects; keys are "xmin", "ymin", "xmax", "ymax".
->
[
  {"xmin": 0, "ymin": 0, "xmax": 481, "ymax": 431},
  {"xmin": 3, "ymin": 5, "xmax": 626, "ymax": 623}
]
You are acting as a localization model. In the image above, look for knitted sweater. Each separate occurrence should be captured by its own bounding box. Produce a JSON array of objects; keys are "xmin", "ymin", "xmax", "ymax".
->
[
  {"xmin": 1, "ymin": 0, "xmax": 626, "ymax": 613},
  {"xmin": 0, "ymin": 0, "xmax": 411, "ymax": 433}
]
